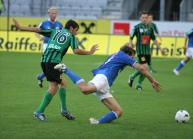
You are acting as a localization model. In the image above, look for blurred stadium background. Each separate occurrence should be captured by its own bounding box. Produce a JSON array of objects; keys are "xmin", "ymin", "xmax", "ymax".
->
[
  {"xmin": 1, "ymin": 0, "xmax": 193, "ymax": 21},
  {"xmin": 0, "ymin": 0, "xmax": 193, "ymax": 57}
]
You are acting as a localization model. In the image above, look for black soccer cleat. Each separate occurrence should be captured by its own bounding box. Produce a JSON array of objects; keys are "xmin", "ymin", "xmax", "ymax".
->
[
  {"xmin": 61, "ymin": 110, "xmax": 75, "ymax": 120},
  {"xmin": 128, "ymin": 75, "xmax": 134, "ymax": 87}
]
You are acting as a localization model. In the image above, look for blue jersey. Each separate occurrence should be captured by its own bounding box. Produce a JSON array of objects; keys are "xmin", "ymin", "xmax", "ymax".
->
[
  {"xmin": 38, "ymin": 19, "xmax": 63, "ymax": 43},
  {"xmin": 186, "ymin": 28, "xmax": 193, "ymax": 48},
  {"xmin": 92, "ymin": 51, "xmax": 137, "ymax": 86}
]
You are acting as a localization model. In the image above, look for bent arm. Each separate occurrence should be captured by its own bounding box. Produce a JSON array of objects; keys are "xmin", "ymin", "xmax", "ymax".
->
[
  {"xmin": 73, "ymin": 49, "xmax": 93, "ymax": 55},
  {"xmin": 133, "ymin": 63, "xmax": 154, "ymax": 83},
  {"xmin": 34, "ymin": 33, "xmax": 44, "ymax": 41},
  {"xmin": 13, "ymin": 18, "xmax": 41, "ymax": 33}
]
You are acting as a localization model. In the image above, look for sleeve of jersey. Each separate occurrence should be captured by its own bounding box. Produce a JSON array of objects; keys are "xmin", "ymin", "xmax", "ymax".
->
[
  {"xmin": 150, "ymin": 28, "xmax": 156, "ymax": 40},
  {"xmin": 186, "ymin": 29, "xmax": 193, "ymax": 37},
  {"xmin": 130, "ymin": 28, "xmax": 135, "ymax": 40},
  {"xmin": 39, "ymin": 29, "xmax": 53, "ymax": 37},
  {"xmin": 70, "ymin": 35, "xmax": 79, "ymax": 50},
  {"xmin": 154, "ymin": 24, "xmax": 159, "ymax": 34},
  {"xmin": 122, "ymin": 54, "xmax": 137, "ymax": 67}
]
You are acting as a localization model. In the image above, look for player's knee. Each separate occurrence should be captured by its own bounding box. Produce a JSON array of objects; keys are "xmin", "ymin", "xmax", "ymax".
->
[
  {"xmin": 79, "ymin": 86, "xmax": 91, "ymax": 95},
  {"xmin": 115, "ymin": 109, "xmax": 123, "ymax": 118}
]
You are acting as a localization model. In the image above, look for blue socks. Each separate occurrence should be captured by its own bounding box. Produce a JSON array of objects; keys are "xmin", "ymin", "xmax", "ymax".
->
[
  {"xmin": 37, "ymin": 72, "xmax": 45, "ymax": 80},
  {"xmin": 64, "ymin": 68, "xmax": 84, "ymax": 85},
  {"xmin": 98, "ymin": 111, "xmax": 118, "ymax": 123},
  {"xmin": 175, "ymin": 60, "xmax": 185, "ymax": 71}
]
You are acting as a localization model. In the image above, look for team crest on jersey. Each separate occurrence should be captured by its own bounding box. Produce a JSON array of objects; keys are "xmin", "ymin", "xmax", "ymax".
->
[
  {"xmin": 140, "ymin": 29, "xmax": 143, "ymax": 33},
  {"xmin": 56, "ymin": 27, "xmax": 59, "ymax": 29},
  {"xmin": 141, "ymin": 57, "xmax": 145, "ymax": 61}
]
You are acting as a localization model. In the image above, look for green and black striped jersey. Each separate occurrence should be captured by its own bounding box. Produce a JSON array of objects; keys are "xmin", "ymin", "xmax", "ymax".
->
[
  {"xmin": 130, "ymin": 23, "xmax": 156, "ymax": 55},
  {"xmin": 149, "ymin": 22, "xmax": 159, "ymax": 34},
  {"xmin": 39, "ymin": 29, "xmax": 78, "ymax": 63}
]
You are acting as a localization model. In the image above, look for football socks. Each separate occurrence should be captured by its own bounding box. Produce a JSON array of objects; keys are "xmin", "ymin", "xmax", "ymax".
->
[
  {"xmin": 36, "ymin": 92, "xmax": 53, "ymax": 113},
  {"xmin": 175, "ymin": 60, "xmax": 185, "ymax": 71},
  {"xmin": 37, "ymin": 72, "xmax": 45, "ymax": 80},
  {"xmin": 65, "ymin": 68, "xmax": 84, "ymax": 85},
  {"xmin": 58, "ymin": 88, "xmax": 67, "ymax": 110},
  {"xmin": 98, "ymin": 111, "xmax": 118, "ymax": 123}
]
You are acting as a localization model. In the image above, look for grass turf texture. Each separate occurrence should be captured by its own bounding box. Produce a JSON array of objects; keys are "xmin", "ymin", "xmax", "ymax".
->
[{"xmin": 0, "ymin": 52, "xmax": 192, "ymax": 139}]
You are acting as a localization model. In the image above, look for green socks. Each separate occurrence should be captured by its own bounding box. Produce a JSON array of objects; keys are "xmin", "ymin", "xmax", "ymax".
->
[
  {"xmin": 136, "ymin": 74, "xmax": 146, "ymax": 87},
  {"xmin": 58, "ymin": 88, "xmax": 67, "ymax": 110},
  {"xmin": 148, "ymin": 61, "xmax": 152, "ymax": 71},
  {"xmin": 37, "ymin": 92, "xmax": 53, "ymax": 113},
  {"xmin": 131, "ymin": 70, "xmax": 141, "ymax": 79}
]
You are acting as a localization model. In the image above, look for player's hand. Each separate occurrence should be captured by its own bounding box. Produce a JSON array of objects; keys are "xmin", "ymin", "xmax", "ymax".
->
[
  {"xmin": 161, "ymin": 49, "xmax": 166, "ymax": 56},
  {"xmin": 39, "ymin": 36, "xmax": 44, "ymax": 41},
  {"xmin": 12, "ymin": 18, "xmax": 21, "ymax": 29},
  {"xmin": 90, "ymin": 44, "xmax": 99, "ymax": 54},
  {"xmin": 182, "ymin": 45, "xmax": 187, "ymax": 50},
  {"xmin": 152, "ymin": 80, "xmax": 162, "ymax": 92}
]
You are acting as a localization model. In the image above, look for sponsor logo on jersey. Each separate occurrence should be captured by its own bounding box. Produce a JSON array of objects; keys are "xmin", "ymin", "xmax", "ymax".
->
[
  {"xmin": 48, "ymin": 44, "xmax": 61, "ymax": 50},
  {"xmin": 56, "ymin": 27, "xmax": 59, "ymax": 29}
]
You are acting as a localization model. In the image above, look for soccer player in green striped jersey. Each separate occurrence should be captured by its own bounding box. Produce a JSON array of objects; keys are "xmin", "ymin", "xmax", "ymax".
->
[
  {"xmin": 13, "ymin": 18, "xmax": 99, "ymax": 121},
  {"xmin": 128, "ymin": 11, "xmax": 165, "ymax": 90},
  {"xmin": 148, "ymin": 14, "xmax": 162, "ymax": 73}
]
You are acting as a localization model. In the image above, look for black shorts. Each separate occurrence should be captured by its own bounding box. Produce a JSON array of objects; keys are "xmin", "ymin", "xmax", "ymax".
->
[
  {"xmin": 137, "ymin": 54, "xmax": 151, "ymax": 65},
  {"xmin": 41, "ymin": 62, "xmax": 62, "ymax": 83}
]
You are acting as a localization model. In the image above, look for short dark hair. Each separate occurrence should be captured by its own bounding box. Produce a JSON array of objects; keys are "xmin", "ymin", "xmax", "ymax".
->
[
  {"xmin": 149, "ymin": 14, "xmax": 153, "ymax": 18},
  {"xmin": 120, "ymin": 44, "xmax": 136, "ymax": 56},
  {"xmin": 140, "ymin": 11, "xmax": 149, "ymax": 16},
  {"xmin": 64, "ymin": 19, "xmax": 79, "ymax": 29}
]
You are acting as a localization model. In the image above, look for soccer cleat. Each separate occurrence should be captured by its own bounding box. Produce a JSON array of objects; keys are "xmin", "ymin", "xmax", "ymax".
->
[
  {"xmin": 54, "ymin": 64, "xmax": 66, "ymax": 73},
  {"xmin": 135, "ymin": 85, "xmax": 142, "ymax": 90},
  {"xmin": 128, "ymin": 75, "xmax": 134, "ymax": 87},
  {"xmin": 61, "ymin": 110, "xmax": 75, "ymax": 120},
  {"xmin": 173, "ymin": 69, "xmax": 179, "ymax": 75},
  {"xmin": 150, "ymin": 69, "xmax": 157, "ymax": 73},
  {"xmin": 34, "ymin": 111, "xmax": 47, "ymax": 122},
  {"xmin": 89, "ymin": 118, "xmax": 99, "ymax": 124},
  {"xmin": 36, "ymin": 75, "xmax": 43, "ymax": 88}
]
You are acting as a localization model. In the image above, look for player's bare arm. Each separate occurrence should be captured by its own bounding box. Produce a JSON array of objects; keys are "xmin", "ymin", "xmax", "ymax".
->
[
  {"xmin": 183, "ymin": 37, "xmax": 188, "ymax": 49},
  {"xmin": 35, "ymin": 33, "xmax": 44, "ymax": 41},
  {"xmin": 73, "ymin": 44, "xmax": 99, "ymax": 55},
  {"xmin": 133, "ymin": 63, "xmax": 161, "ymax": 92},
  {"xmin": 13, "ymin": 18, "xmax": 41, "ymax": 33},
  {"xmin": 153, "ymin": 39, "xmax": 166, "ymax": 55}
]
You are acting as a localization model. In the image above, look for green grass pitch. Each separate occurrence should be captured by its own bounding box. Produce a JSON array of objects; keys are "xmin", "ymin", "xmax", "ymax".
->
[{"xmin": 0, "ymin": 52, "xmax": 192, "ymax": 139}]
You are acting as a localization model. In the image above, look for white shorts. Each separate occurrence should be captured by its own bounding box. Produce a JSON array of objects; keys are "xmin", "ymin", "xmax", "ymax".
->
[
  {"xmin": 186, "ymin": 48, "xmax": 193, "ymax": 58},
  {"xmin": 88, "ymin": 74, "xmax": 113, "ymax": 101},
  {"xmin": 43, "ymin": 43, "xmax": 48, "ymax": 53}
]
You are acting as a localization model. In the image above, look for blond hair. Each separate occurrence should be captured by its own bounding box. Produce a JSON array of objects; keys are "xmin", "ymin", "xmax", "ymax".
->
[{"xmin": 48, "ymin": 7, "xmax": 58, "ymax": 13}]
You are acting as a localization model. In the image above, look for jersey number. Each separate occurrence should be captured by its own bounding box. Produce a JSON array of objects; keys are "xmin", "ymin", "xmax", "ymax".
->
[{"xmin": 52, "ymin": 30, "xmax": 69, "ymax": 44}]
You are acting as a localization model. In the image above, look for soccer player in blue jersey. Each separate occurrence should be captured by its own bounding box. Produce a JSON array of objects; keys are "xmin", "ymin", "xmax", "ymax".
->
[
  {"xmin": 54, "ymin": 44, "xmax": 161, "ymax": 124},
  {"xmin": 173, "ymin": 28, "xmax": 193, "ymax": 75},
  {"xmin": 35, "ymin": 7, "xmax": 63, "ymax": 88}
]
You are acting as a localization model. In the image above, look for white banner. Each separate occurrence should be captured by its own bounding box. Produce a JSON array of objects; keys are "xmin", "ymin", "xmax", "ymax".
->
[{"xmin": 111, "ymin": 20, "xmax": 192, "ymax": 37}]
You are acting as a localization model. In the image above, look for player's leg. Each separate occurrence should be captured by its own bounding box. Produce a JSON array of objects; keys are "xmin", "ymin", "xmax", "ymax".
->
[
  {"xmin": 36, "ymin": 72, "xmax": 45, "ymax": 88},
  {"xmin": 54, "ymin": 63, "xmax": 97, "ymax": 94},
  {"xmin": 90, "ymin": 90, "xmax": 121, "ymax": 124},
  {"xmin": 98, "ymin": 97, "xmax": 122, "ymax": 123},
  {"xmin": 149, "ymin": 52, "xmax": 156, "ymax": 73},
  {"xmin": 34, "ymin": 81, "xmax": 57, "ymax": 121},
  {"xmin": 128, "ymin": 57, "xmax": 141, "ymax": 87},
  {"xmin": 34, "ymin": 63, "xmax": 60, "ymax": 121},
  {"xmin": 36, "ymin": 44, "xmax": 47, "ymax": 88},
  {"xmin": 135, "ymin": 55, "xmax": 149, "ymax": 90},
  {"xmin": 58, "ymin": 77, "xmax": 75, "ymax": 120},
  {"xmin": 173, "ymin": 48, "xmax": 192, "ymax": 75}
]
